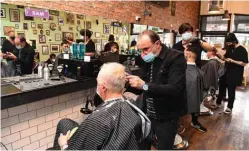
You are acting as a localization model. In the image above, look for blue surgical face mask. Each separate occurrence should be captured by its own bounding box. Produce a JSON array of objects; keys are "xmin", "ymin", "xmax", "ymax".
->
[
  {"xmin": 16, "ymin": 45, "xmax": 22, "ymax": 49},
  {"xmin": 142, "ymin": 52, "xmax": 156, "ymax": 63},
  {"xmin": 182, "ymin": 32, "xmax": 192, "ymax": 41}
]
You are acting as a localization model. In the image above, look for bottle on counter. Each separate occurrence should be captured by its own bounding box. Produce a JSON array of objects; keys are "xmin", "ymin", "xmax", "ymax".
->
[
  {"xmin": 72, "ymin": 42, "xmax": 78, "ymax": 59},
  {"xmin": 43, "ymin": 63, "xmax": 49, "ymax": 80},
  {"xmin": 38, "ymin": 63, "xmax": 43, "ymax": 78},
  {"xmin": 78, "ymin": 42, "xmax": 85, "ymax": 60}
]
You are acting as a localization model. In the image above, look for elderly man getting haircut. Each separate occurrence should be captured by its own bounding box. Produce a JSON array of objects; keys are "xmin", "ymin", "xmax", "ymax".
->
[{"xmin": 48, "ymin": 62, "xmax": 151, "ymax": 150}]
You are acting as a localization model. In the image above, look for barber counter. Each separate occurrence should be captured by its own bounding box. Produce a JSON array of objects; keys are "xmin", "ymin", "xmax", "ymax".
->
[{"xmin": 1, "ymin": 74, "xmax": 96, "ymax": 150}]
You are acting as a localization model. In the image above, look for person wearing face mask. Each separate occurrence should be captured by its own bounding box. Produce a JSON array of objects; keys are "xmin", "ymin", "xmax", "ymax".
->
[
  {"xmin": 54, "ymin": 40, "xmax": 70, "ymax": 68},
  {"xmin": 216, "ymin": 33, "xmax": 248, "ymax": 114},
  {"xmin": 48, "ymin": 63, "xmax": 151, "ymax": 150},
  {"xmin": 80, "ymin": 29, "xmax": 95, "ymax": 57},
  {"xmin": 8, "ymin": 36, "xmax": 35, "ymax": 75},
  {"xmin": 126, "ymin": 30, "xmax": 187, "ymax": 149},
  {"xmin": 1, "ymin": 30, "xmax": 17, "ymax": 77},
  {"xmin": 173, "ymin": 23, "xmax": 213, "ymax": 68},
  {"xmin": 46, "ymin": 53, "xmax": 56, "ymax": 65}
]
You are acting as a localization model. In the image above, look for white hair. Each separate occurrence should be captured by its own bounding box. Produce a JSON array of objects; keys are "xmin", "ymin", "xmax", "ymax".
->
[{"xmin": 97, "ymin": 62, "xmax": 126, "ymax": 93}]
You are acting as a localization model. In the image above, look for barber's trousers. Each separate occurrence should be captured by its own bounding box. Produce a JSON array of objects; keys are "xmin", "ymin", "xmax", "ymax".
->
[{"xmin": 150, "ymin": 117, "xmax": 179, "ymax": 150}]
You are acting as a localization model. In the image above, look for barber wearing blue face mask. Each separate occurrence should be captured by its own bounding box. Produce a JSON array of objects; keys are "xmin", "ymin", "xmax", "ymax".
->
[
  {"xmin": 126, "ymin": 30, "xmax": 187, "ymax": 149},
  {"xmin": 173, "ymin": 23, "xmax": 212, "ymax": 68}
]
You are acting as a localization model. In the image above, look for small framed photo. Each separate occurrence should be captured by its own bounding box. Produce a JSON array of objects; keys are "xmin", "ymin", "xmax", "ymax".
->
[
  {"xmin": 15, "ymin": 24, "xmax": 19, "ymax": 29},
  {"xmin": 33, "ymin": 30, "xmax": 37, "ymax": 35},
  {"xmin": 38, "ymin": 24, "xmax": 43, "ymax": 29},
  {"xmin": 84, "ymin": 21, "xmax": 91, "ymax": 30},
  {"xmin": 69, "ymin": 27, "xmax": 73, "ymax": 31},
  {"xmin": 31, "ymin": 22, "xmax": 36, "ymax": 28},
  {"xmin": 42, "ymin": 45, "xmax": 49, "ymax": 55},
  {"xmin": 101, "ymin": 35, "xmax": 106, "ymax": 39},
  {"xmin": 95, "ymin": 32, "xmax": 101, "ymax": 38},
  {"xmin": 49, "ymin": 15, "xmax": 54, "ymax": 21},
  {"xmin": 49, "ymin": 10, "xmax": 59, "ymax": 16},
  {"xmin": 10, "ymin": 9, "xmax": 20, "ymax": 22},
  {"xmin": 58, "ymin": 17, "xmax": 64, "ymax": 25},
  {"xmin": 58, "ymin": 26, "xmax": 61, "ymax": 31},
  {"xmin": 77, "ymin": 20, "xmax": 80, "ymax": 25},
  {"xmin": 39, "ymin": 35, "xmax": 46, "ymax": 43},
  {"xmin": 42, "ymin": 18, "xmax": 48, "ymax": 22},
  {"xmin": 23, "ymin": 23, "xmax": 28, "ymax": 30},
  {"xmin": 1, "ymin": 8, "xmax": 6, "ymax": 18},
  {"xmin": 50, "ymin": 44, "xmax": 60, "ymax": 53},
  {"xmin": 103, "ymin": 23, "xmax": 110, "ymax": 34},
  {"xmin": 46, "ymin": 30, "xmax": 50, "ymax": 36},
  {"xmin": 55, "ymin": 33, "xmax": 61, "ymax": 41},
  {"xmin": 17, "ymin": 32, "xmax": 25, "ymax": 37},
  {"xmin": 40, "ymin": 30, "xmax": 44, "ymax": 35},
  {"xmin": 76, "ymin": 14, "xmax": 85, "ymax": 19}
]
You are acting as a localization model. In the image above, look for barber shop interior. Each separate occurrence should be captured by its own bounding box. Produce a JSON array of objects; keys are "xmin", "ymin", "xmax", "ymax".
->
[{"xmin": 1, "ymin": 0, "xmax": 249, "ymax": 150}]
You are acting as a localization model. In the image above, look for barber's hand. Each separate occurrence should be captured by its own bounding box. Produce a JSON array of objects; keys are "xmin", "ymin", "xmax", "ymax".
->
[
  {"xmin": 7, "ymin": 52, "xmax": 17, "ymax": 60},
  {"xmin": 58, "ymin": 130, "xmax": 70, "ymax": 148},
  {"xmin": 126, "ymin": 75, "xmax": 145, "ymax": 89},
  {"xmin": 225, "ymin": 58, "xmax": 232, "ymax": 63}
]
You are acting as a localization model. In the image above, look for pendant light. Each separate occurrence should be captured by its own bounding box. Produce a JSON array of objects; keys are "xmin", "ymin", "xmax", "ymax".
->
[
  {"xmin": 208, "ymin": 1, "xmax": 220, "ymax": 14},
  {"xmin": 222, "ymin": 1, "xmax": 230, "ymax": 20}
]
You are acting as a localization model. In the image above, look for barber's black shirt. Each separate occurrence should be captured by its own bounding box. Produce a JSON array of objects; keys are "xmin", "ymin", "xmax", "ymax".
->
[
  {"xmin": 225, "ymin": 45, "xmax": 248, "ymax": 85},
  {"xmin": 1, "ymin": 39, "xmax": 15, "ymax": 61},
  {"xmin": 85, "ymin": 39, "xmax": 95, "ymax": 53}
]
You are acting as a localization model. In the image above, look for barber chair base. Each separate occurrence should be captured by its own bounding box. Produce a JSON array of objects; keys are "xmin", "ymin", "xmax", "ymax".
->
[{"xmin": 173, "ymin": 135, "xmax": 189, "ymax": 150}]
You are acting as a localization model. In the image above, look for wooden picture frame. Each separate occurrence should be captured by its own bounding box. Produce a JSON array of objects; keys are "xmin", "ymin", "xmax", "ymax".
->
[
  {"xmin": 23, "ymin": 23, "xmax": 28, "ymax": 30},
  {"xmin": 49, "ymin": 10, "xmax": 59, "ymax": 16},
  {"xmin": 33, "ymin": 30, "xmax": 37, "ymax": 35},
  {"xmin": 95, "ymin": 32, "xmax": 101, "ymax": 38},
  {"xmin": 50, "ymin": 44, "xmax": 60, "ymax": 53},
  {"xmin": 65, "ymin": 13, "xmax": 75, "ymax": 24},
  {"xmin": 17, "ymin": 32, "xmax": 25, "ymax": 37},
  {"xmin": 40, "ymin": 30, "xmax": 44, "ymax": 34},
  {"xmin": 77, "ymin": 20, "xmax": 80, "ymax": 25},
  {"xmin": 55, "ymin": 33, "xmax": 61, "ymax": 41},
  {"xmin": 31, "ymin": 22, "xmax": 36, "ymax": 28},
  {"xmin": 10, "ymin": 9, "xmax": 20, "ymax": 22},
  {"xmin": 1, "ymin": 8, "xmax": 6, "ymax": 18},
  {"xmin": 42, "ymin": 45, "xmax": 49, "ymax": 55},
  {"xmin": 76, "ymin": 14, "xmax": 85, "ymax": 19},
  {"xmin": 103, "ymin": 23, "xmax": 110, "ymax": 34},
  {"xmin": 15, "ymin": 24, "xmax": 19, "ymax": 29},
  {"xmin": 62, "ymin": 32, "xmax": 74, "ymax": 40},
  {"xmin": 58, "ymin": 17, "xmax": 64, "ymax": 25},
  {"xmin": 113, "ymin": 26, "xmax": 118, "ymax": 34},
  {"xmin": 37, "ymin": 24, "xmax": 43, "ymax": 29},
  {"xmin": 39, "ymin": 35, "xmax": 46, "ymax": 43}
]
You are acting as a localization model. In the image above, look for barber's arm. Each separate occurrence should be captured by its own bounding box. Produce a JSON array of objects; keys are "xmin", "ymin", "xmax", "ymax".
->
[
  {"xmin": 226, "ymin": 58, "xmax": 248, "ymax": 66},
  {"xmin": 127, "ymin": 54, "xmax": 186, "ymax": 97}
]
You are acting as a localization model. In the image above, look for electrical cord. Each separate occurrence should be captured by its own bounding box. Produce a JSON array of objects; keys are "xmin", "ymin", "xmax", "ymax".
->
[{"xmin": 1, "ymin": 142, "xmax": 8, "ymax": 150}]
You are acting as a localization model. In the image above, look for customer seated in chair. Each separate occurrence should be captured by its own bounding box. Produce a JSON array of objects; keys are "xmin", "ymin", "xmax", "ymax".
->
[
  {"xmin": 49, "ymin": 62, "xmax": 151, "ymax": 150},
  {"xmin": 185, "ymin": 46, "xmax": 207, "ymax": 133}
]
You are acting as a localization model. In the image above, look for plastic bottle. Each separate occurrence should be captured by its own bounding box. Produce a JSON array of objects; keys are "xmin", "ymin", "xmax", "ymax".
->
[
  {"xmin": 38, "ymin": 63, "xmax": 43, "ymax": 78},
  {"xmin": 43, "ymin": 63, "xmax": 49, "ymax": 80}
]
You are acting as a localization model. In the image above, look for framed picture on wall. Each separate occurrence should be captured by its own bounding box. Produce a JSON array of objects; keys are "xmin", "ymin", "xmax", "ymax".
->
[
  {"xmin": 101, "ymin": 35, "xmax": 105, "ymax": 39},
  {"xmin": 49, "ymin": 15, "xmax": 54, "ymax": 21},
  {"xmin": 46, "ymin": 30, "xmax": 50, "ymax": 36},
  {"xmin": 3, "ymin": 26, "xmax": 14, "ymax": 36},
  {"xmin": 1, "ymin": 8, "xmax": 6, "ymax": 18},
  {"xmin": 23, "ymin": 23, "xmax": 28, "ymax": 30},
  {"xmin": 55, "ymin": 33, "xmax": 61, "ymax": 41},
  {"xmin": 62, "ymin": 32, "xmax": 74, "ymax": 40},
  {"xmin": 40, "ymin": 30, "xmax": 44, "ymax": 34},
  {"xmin": 95, "ymin": 32, "xmax": 101, "ymax": 38},
  {"xmin": 15, "ymin": 24, "xmax": 19, "ymax": 29},
  {"xmin": 69, "ymin": 27, "xmax": 73, "ymax": 31},
  {"xmin": 10, "ymin": 9, "xmax": 20, "ymax": 22},
  {"xmin": 76, "ymin": 26, "xmax": 81, "ymax": 31},
  {"xmin": 50, "ymin": 44, "xmax": 60, "ymax": 53},
  {"xmin": 42, "ymin": 45, "xmax": 49, "ymax": 55},
  {"xmin": 76, "ymin": 14, "xmax": 85, "ymax": 19},
  {"xmin": 31, "ymin": 22, "xmax": 36, "ymax": 28},
  {"xmin": 65, "ymin": 13, "xmax": 75, "ymax": 24},
  {"xmin": 103, "ymin": 23, "xmax": 110, "ymax": 34},
  {"xmin": 17, "ymin": 32, "xmax": 25, "ymax": 37},
  {"xmin": 38, "ymin": 24, "xmax": 43, "ymax": 29},
  {"xmin": 33, "ymin": 30, "xmax": 37, "ymax": 35},
  {"xmin": 49, "ymin": 10, "xmax": 59, "ymax": 16},
  {"xmin": 39, "ymin": 35, "xmax": 46, "ymax": 43},
  {"xmin": 113, "ymin": 26, "xmax": 118, "ymax": 34},
  {"xmin": 84, "ymin": 21, "xmax": 91, "ymax": 30},
  {"xmin": 24, "ymin": 12, "xmax": 34, "ymax": 21},
  {"xmin": 58, "ymin": 17, "xmax": 64, "ymax": 25},
  {"xmin": 77, "ymin": 20, "xmax": 80, "ymax": 25}
]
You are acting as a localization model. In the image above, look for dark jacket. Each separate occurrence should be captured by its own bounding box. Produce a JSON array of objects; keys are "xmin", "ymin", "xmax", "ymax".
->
[
  {"xmin": 13, "ymin": 44, "xmax": 35, "ymax": 74},
  {"xmin": 140, "ymin": 45, "xmax": 187, "ymax": 120}
]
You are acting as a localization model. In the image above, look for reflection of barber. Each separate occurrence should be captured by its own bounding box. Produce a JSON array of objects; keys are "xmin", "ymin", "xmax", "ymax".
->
[
  {"xmin": 9, "ymin": 36, "xmax": 35, "ymax": 75},
  {"xmin": 80, "ymin": 29, "xmax": 95, "ymax": 57},
  {"xmin": 1, "ymin": 30, "xmax": 16, "ymax": 77}
]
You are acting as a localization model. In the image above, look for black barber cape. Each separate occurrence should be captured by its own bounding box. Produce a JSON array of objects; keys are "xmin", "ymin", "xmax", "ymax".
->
[
  {"xmin": 186, "ymin": 63, "xmax": 204, "ymax": 114},
  {"xmin": 201, "ymin": 58, "xmax": 221, "ymax": 90},
  {"xmin": 54, "ymin": 98, "xmax": 151, "ymax": 150}
]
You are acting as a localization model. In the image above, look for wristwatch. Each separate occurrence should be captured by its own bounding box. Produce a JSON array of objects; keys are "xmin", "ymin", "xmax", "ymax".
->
[{"xmin": 142, "ymin": 84, "xmax": 149, "ymax": 91}]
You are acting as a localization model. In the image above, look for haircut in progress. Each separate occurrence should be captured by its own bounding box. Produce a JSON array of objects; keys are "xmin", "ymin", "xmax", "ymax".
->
[
  {"xmin": 139, "ymin": 30, "xmax": 161, "ymax": 43},
  {"xmin": 97, "ymin": 62, "xmax": 126, "ymax": 93}
]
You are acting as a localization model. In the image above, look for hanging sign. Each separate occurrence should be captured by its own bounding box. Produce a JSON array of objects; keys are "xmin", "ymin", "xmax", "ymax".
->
[{"xmin": 25, "ymin": 8, "xmax": 49, "ymax": 18}]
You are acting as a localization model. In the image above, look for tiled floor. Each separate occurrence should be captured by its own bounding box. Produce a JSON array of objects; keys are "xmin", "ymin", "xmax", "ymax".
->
[{"xmin": 181, "ymin": 87, "xmax": 249, "ymax": 150}]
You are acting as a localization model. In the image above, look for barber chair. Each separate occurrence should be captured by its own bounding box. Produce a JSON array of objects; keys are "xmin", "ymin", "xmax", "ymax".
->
[{"xmin": 80, "ymin": 95, "xmax": 94, "ymax": 114}]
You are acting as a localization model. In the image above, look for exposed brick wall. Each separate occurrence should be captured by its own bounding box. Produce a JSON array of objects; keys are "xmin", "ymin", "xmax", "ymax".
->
[
  {"xmin": 3, "ymin": 1, "xmax": 200, "ymax": 31},
  {"xmin": 1, "ymin": 88, "xmax": 95, "ymax": 151}
]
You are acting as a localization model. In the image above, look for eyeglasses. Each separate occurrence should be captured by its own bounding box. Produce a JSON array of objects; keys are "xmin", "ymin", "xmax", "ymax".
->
[{"xmin": 139, "ymin": 43, "xmax": 155, "ymax": 53}]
